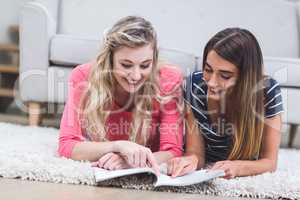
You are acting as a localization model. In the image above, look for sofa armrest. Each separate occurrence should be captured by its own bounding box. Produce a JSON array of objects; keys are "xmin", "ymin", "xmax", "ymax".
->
[
  {"xmin": 19, "ymin": 1, "xmax": 57, "ymax": 102},
  {"xmin": 33, "ymin": 0, "xmax": 59, "ymax": 20},
  {"xmin": 264, "ymin": 56, "xmax": 300, "ymax": 88},
  {"xmin": 264, "ymin": 57, "xmax": 300, "ymax": 125}
]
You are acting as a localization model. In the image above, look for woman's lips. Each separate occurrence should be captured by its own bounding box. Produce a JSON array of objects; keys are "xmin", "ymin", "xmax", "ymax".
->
[
  {"xmin": 126, "ymin": 79, "xmax": 143, "ymax": 89},
  {"xmin": 128, "ymin": 81, "xmax": 139, "ymax": 87},
  {"xmin": 209, "ymin": 88, "xmax": 218, "ymax": 94},
  {"xmin": 209, "ymin": 88, "xmax": 223, "ymax": 96}
]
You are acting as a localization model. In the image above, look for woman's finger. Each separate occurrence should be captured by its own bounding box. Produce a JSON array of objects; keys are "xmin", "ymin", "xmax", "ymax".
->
[
  {"xmin": 140, "ymin": 150, "xmax": 147, "ymax": 168},
  {"xmin": 98, "ymin": 153, "xmax": 115, "ymax": 168},
  {"xmin": 91, "ymin": 161, "xmax": 99, "ymax": 167},
  {"xmin": 223, "ymin": 170, "xmax": 232, "ymax": 179},
  {"xmin": 167, "ymin": 159, "xmax": 174, "ymax": 175},
  {"xmin": 172, "ymin": 158, "xmax": 191, "ymax": 177},
  {"xmin": 103, "ymin": 154, "xmax": 120, "ymax": 169},
  {"xmin": 113, "ymin": 164, "xmax": 123, "ymax": 170},
  {"xmin": 168, "ymin": 158, "xmax": 179, "ymax": 175},
  {"xmin": 126, "ymin": 152, "xmax": 134, "ymax": 167},
  {"xmin": 177, "ymin": 163, "xmax": 195, "ymax": 177},
  {"xmin": 145, "ymin": 150, "xmax": 160, "ymax": 175},
  {"xmin": 172, "ymin": 160, "xmax": 186, "ymax": 177},
  {"xmin": 108, "ymin": 159, "xmax": 123, "ymax": 170},
  {"xmin": 210, "ymin": 161, "xmax": 225, "ymax": 170},
  {"xmin": 216, "ymin": 164, "xmax": 231, "ymax": 178},
  {"xmin": 133, "ymin": 150, "xmax": 140, "ymax": 167}
]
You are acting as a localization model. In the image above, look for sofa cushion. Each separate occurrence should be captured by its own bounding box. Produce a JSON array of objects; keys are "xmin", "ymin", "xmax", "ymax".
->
[
  {"xmin": 50, "ymin": 34, "xmax": 101, "ymax": 66},
  {"xmin": 159, "ymin": 48, "xmax": 197, "ymax": 75},
  {"xmin": 50, "ymin": 35, "xmax": 197, "ymax": 74}
]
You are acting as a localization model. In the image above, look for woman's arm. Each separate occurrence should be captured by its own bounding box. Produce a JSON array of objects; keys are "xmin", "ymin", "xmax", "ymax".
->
[
  {"xmin": 212, "ymin": 114, "xmax": 282, "ymax": 178},
  {"xmin": 184, "ymin": 105, "xmax": 205, "ymax": 169},
  {"xmin": 237, "ymin": 114, "xmax": 282, "ymax": 176},
  {"xmin": 71, "ymin": 141, "xmax": 117, "ymax": 161},
  {"xmin": 166, "ymin": 105, "xmax": 206, "ymax": 177},
  {"xmin": 154, "ymin": 97, "xmax": 184, "ymax": 164},
  {"xmin": 71, "ymin": 140, "xmax": 158, "ymax": 169},
  {"xmin": 152, "ymin": 106, "xmax": 206, "ymax": 167},
  {"xmin": 154, "ymin": 66, "xmax": 184, "ymax": 164}
]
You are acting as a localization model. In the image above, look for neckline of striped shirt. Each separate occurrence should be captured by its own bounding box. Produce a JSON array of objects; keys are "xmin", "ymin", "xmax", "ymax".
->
[{"xmin": 190, "ymin": 71, "xmax": 232, "ymax": 138}]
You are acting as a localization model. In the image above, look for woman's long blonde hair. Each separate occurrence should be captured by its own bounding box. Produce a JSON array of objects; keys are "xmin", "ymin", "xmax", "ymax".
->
[
  {"xmin": 78, "ymin": 16, "xmax": 159, "ymax": 145},
  {"xmin": 202, "ymin": 28, "xmax": 265, "ymax": 160}
]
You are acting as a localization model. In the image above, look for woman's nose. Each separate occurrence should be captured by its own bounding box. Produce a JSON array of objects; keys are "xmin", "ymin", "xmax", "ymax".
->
[
  {"xmin": 207, "ymin": 73, "xmax": 218, "ymax": 87},
  {"xmin": 130, "ymin": 67, "xmax": 142, "ymax": 82}
]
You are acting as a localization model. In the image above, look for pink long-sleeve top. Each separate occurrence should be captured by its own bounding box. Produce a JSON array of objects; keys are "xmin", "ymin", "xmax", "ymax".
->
[{"xmin": 58, "ymin": 63, "xmax": 183, "ymax": 158}]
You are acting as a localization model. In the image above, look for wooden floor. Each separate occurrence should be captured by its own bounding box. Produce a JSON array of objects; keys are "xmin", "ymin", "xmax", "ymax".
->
[
  {"xmin": 0, "ymin": 178, "xmax": 264, "ymax": 200},
  {"xmin": 0, "ymin": 113, "xmax": 60, "ymax": 128}
]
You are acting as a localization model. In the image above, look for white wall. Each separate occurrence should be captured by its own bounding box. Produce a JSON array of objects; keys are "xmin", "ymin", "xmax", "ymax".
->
[{"xmin": 0, "ymin": 0, "xmax": 31, "ymax": 43}]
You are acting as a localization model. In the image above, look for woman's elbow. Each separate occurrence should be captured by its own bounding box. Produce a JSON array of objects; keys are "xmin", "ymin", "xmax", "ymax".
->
[
  {"xmin": 264, "ymin": 159, "xmax": 277, "ymax": 173},
  {"xmin": 270, "ymin": 161, "xmax": 277, "ymax": 172},
  {"xmin": 57, "ymin": 140, "xmax": 79, "ymax": 160},
  {"xmin": 69, "ymin": 147, "xmax": 84, "ymax": 161},
  {"xmin": 197, "ymin": 156, "xmax": 205, "ymax": 169},
  {"xmin": 57, "ymin": 144, "xmax": 71, "ymax": 159}
]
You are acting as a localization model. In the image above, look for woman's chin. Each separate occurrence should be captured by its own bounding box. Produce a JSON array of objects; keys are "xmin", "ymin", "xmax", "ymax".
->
[
  {"xmin": 208, "ymin": 93, "xmax": 220, "ymax": 101},
  {"xmin": 123, "ymin": 85, "xmax": 141, "ymax": 93}
]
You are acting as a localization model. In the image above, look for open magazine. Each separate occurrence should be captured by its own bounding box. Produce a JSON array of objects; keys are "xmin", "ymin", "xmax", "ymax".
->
[{"xmin": 93, "ymin": 164, "xmax": 225, "ymax": 187}]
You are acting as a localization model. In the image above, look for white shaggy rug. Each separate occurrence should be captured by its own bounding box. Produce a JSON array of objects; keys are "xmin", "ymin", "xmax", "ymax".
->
[{"xmin": 0, "ymin": 122, "xmax": 299, "ymax": 199}]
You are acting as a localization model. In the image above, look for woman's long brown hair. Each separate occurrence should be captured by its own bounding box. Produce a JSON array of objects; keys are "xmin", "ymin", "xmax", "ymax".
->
[{"xmin": 202, "ymin": 28, "xmax": 265, "ymax": 160}]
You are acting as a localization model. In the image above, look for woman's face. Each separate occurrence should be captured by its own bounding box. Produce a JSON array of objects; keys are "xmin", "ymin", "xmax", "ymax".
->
[
  {"xmin": 203, "ymin": 50, "xmax": 239, "ymax": 101},
  {"xmin": 113, "ymin": 44, "xmax": 154, "ymax": 94}
]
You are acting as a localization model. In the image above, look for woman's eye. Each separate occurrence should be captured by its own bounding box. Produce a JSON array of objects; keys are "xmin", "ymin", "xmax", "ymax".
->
[
  {"xmin": 140, "ymin": 64, "xmax": 150, "ymax": 69},
  {"xmin": 221, "ymin": 75, "xmax": 231, "ymax": 80},
  {"xmin": 121, "ymin": 63, "xmax": 132, "ymax": 68},
  {"xmin": 204, "ymin": 67, "xmax": 212, "ymax": 73}
]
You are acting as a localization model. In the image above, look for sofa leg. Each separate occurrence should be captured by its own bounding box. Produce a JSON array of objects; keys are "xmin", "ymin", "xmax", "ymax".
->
[
  {"xmin": 28, "ymin": 102, "xmax": 43, "ymax": 126},
  {"xmin": 288, "ymin": 124, "xmax": 298, "ymax": 148}
]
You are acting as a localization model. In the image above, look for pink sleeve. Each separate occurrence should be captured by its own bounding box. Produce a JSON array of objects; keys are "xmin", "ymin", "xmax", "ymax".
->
[
  {"xmin": 158, "ymin": 65, "xmax": 184, "ymax": 157},
  {"xmin": 58, "ymin": 64, "xmax": 89, "ymax": 158}
]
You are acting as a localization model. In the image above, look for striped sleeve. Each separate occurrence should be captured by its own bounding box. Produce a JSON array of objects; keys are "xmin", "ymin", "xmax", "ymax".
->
[
  {"xmin": 264, "ymin": 77, "xmax": 284, "ymax": 118},
  {"xmin": 183, "ymin": 72, "xmax": 193, "ymax": 105},
  {"xmin": 183, "ymin": 71, "xmax": 208, "ymax": 121}
]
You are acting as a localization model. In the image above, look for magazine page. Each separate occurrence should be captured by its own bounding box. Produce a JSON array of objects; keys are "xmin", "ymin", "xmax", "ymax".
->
[
  {"xmin": 154, "ymin": 169, "xmax": 225, "ymax": 187},
  {"xmin": 93, "ymin": 167, "xmax": 155, "ymax": 182}
]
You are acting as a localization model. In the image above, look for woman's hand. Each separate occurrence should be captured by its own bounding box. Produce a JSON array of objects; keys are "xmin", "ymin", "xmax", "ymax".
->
[
  {"xmin": 167, "ymin": 155, "xmax": 198, "ymax": 177},
  {"xmin": 210, "ymin": 160, "xmax": 240, "ymax": 179},
  {"xmin": 114, "ymin": 141, "xmax": 160, "ymax": 174},
  {"xmin": 91, "ymin": 152, "xmax": 129, "ymax": 170}
]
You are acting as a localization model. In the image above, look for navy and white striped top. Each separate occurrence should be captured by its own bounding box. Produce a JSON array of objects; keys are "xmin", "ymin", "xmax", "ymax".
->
[{"xmin": 184, "ymin": 71, "xmax": 284, "ymax": 163}]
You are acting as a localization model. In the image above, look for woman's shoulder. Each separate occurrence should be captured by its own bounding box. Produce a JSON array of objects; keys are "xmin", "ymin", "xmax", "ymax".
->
[
  {"xmin": 263, "ymin": 76, "xmax": 281, "ymax": 97},
  {"xmin": 158, "ymin": 64, "xmax": 184, "ymax": 95},
  {"xmin": 189, "ymin": 70, "xmax": 204, "ymax": 83},
  {"xmin": 263, "ymin": 76, "xmax": 283, "ymax": 118},
  {"xmin": 185, "ymin": 70, "xmax": 206, "ymax": 94},
  {"xmin": 69, "ymin": 62, "xmax": 93, "ymax": 83}
]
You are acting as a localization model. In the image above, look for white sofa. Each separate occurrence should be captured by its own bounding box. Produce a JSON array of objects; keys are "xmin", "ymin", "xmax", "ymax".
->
[{"xmin": 19, "ymin": 0, "xmax": 300, "ymax": 146}]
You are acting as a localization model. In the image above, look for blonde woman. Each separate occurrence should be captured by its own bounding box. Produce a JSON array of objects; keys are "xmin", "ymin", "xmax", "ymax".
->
[
  {"xmin": 168, "ymin": 28, "xmax": 283, "ymax": 179},
  {"xmin": 58, "ymin": 16, "xmax": 184, "ymax": 173}
]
